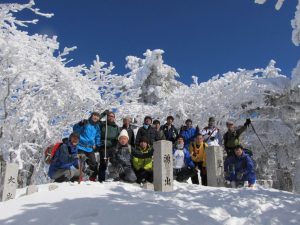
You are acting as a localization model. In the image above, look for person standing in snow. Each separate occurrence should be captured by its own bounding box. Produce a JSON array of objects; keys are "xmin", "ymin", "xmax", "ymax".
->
[
  {"xmin": 189, "ymin": 134, "xmax": 208, "ymax": 185},
  {"xmin": 200, "ymin": 117, "xmax": 222, "ymax": 146},
  {"xmin": 108, "ymin": 129, "xmax": 137, "ymax": 183},
  {"xmin": 152, "ymin": 119, "xmax": 166, "ymax": 141},
  {"xmin": 180, "ymin": 119, "xmax": 197, "ymax": 149},
  {"xmin": 132, "ymin": 137, "xmax": 154, "ymax": 184},
  {"xmin": 73, "ymin": 112, "xmax": 101, "ymax": 181},
  {"xmin": 223, "ymin": 119, "xmax": 251, "ymax": 157},
  {"xmin": 120, "ymin": 117, "xmax": 135, "ymax": 147},
  {"xmin": 135, "ymin": 116, "xmax": 159, "ymax": 146},
  {"xmin": 98, "ymin": 111, "xmax": 120, "ymax": 182},
  {"xmin": 173, "ymin": 135, "xmax": 196, "ymax": 182},
  {"xmin": 161, "ymin": 115, "xmax": 178, "ymax": 144},
  {"xmin": 224, "ymin": 145, "xmax": 256, "ymax": 188},
  {"xmin": 48, "ymin": 132, "xmax": 81, "ymax": 182}
]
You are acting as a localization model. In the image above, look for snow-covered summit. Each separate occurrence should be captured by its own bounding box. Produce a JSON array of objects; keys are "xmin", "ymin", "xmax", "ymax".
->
[{"xmin": 0, "ymin": 182, "xmax": 299, "ymax": 225}]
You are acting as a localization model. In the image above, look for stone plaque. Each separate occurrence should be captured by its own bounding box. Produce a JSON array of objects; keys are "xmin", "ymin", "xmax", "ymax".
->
[
  {"xmin": 153, "ymin": 140, "xmax": 173, "ymax": 192},
  {"xmin": 0, "ymin": 163, "xmax": 19, "ymax": 201},
  {"xmin": 206, "ymin": 146, "xmax": 224, "ymax": 187}
]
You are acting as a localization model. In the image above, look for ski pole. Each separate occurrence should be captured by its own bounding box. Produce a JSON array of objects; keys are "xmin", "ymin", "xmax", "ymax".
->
[
  {"xmin": 78, "ymin": 154, "xmax": 83, "ymax": 184},
  {"xmin": 250, "ymin": 123, "xmax": 268, "ymax": 152},
  {"xmin": 104, "ymin": 114, "xmax": 108, "ymax": 160}
]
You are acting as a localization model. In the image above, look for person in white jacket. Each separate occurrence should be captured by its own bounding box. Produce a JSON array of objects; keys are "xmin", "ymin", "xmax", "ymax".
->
[{"xmin": 200, "ymin": 117, "xmax": 222, "ymax": 146}]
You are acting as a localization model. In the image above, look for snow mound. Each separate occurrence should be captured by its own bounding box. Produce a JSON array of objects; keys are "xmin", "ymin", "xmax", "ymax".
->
[{"xmin": 0, "ymin": 182, "xmax": 299, "ymax": 225}]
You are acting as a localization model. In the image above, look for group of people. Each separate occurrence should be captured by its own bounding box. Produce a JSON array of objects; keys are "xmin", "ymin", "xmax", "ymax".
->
[{"xmin": 48, "ymin": 110, "xmax": 256, "ymax": 188}]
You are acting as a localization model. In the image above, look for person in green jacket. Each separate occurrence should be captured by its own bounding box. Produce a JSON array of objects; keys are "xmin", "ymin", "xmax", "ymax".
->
[
  {"xmin": 223, "ymin": 119, "xmax": 251, "ymax": 157},
  {"xmin": 98, "ymin": 110, "xmax": 120, "ymax": 182},
  {"xmin": 132, "ymin": 136, "xmax": 154, "ymax": 184}
]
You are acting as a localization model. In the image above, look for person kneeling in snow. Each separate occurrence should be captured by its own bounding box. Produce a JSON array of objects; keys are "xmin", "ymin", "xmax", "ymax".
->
[
  {"xmin": 48, "ymin": 133, "xmax": 80, "ymax": 182},
  {"xmin": 108, "ymin": 129, "xmax": 137, "ymax": 183},
  {"xmin": 224, "ymin": 145, "xmax": 256, "ymax": 188},
  {"xmin": 173, "ymin": 135, "xmax": 196, "ymax": 182},
  {"xmin": 132, "ymin": 137, "xmax": 154, "ymax": 184}
]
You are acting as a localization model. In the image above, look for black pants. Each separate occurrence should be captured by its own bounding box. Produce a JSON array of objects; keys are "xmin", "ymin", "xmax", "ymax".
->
[
  {"xmin": 135, "ymin": 169, "xmax": 153, "ymax": 183},
  {"xmin": 191, "ymin": 162, "xmax": 207, "ymax": 186},
  {"xmin": 98, "ymin": 148, "xmax": 114, "ymax": 182},
  {"xmin": 225, "ymin": 148, "xmax": 235, "ymax": 158},
  {"xmin": 78, "ymin": 150, "xmax": 98, "ymax": 179},
  {"xmin": 174, "ymin": 167, "xmax": 195, "ymax": 182}
]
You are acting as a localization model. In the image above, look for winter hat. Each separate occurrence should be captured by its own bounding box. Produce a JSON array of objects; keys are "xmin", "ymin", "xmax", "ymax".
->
[
  {"xmin": 139, "ymin": 136, "xmax": 149, "ymax": 144},
  {"xmin": 208, "ymin": 117, "xmax": 216, "ymax": 123},
  {"xmin": 118, "ymin": 129, "xmax": 129, "ymax": 140},
  {"xmin": 144, "ymin": 116, "xmax": 152, "ymax": 122}
]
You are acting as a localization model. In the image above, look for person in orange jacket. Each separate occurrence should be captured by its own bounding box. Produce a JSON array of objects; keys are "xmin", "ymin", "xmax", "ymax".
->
[{"xmin": 189, "ymin": 134, "xmax": 208, "ymax": 185}]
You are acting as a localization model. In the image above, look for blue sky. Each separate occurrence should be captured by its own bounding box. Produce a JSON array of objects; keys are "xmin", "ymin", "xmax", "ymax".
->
[{"xmin": 4, "ymin": 0, "xmax": 300, "ymax": 84}]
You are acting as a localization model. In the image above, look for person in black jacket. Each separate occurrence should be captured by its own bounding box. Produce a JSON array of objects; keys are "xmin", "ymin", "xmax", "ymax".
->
[
  {"xmin": 153, "ymin": 120, "xmax": 166, "ymax": 140},
  {"xmin": 135, "ymin": 116, "xmax": 159, "ymax": 146},
  {"xmin": 98, "ymin": 110, "xmax": 120, "ymax": 182},
  {"xmin": 120, "ymin": 117, "xmax": 135, "ymax": 147},
  {"xmin": 161, "ymin": 116, "xmax": 178, "ymax": 144},
  {"xmin": 108, "ymin": 129, "xmax": 137, "ymax": 183}
]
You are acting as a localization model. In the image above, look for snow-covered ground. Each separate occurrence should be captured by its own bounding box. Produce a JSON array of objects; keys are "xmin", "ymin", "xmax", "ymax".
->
[{"xmin": 0, "ymin": 182, "xmax": 299, "ymax": 225}]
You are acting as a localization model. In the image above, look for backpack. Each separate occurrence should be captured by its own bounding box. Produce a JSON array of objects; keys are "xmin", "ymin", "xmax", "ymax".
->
[
  {"xmin": 44, "ymin": 143, "xmax": 63, "ymax": 164},
  {"xmin": 242, "ymin": 148, "xmax": 257, "ymax": 170},
  {"xmin": 44, "ymin": 138, "xmax": 68, "ymax": 164}
]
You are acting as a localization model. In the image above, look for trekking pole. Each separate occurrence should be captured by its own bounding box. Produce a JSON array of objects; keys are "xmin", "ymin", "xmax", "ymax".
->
[
  {"xmin": 104, "ymin": 114, "xmax": 108, "ymax": 160},
  {"xmin": 250, "ymin": 123, "xmax": 268, "ymax": 152},
  {"xmin": 78, "ymin": 154, "xmax": 83, "ymax": 184}
]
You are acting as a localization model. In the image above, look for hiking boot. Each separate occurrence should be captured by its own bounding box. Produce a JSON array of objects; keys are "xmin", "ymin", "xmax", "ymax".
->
[{"xmin": 89, "ymin": 177, "xmax": 96, "ymax": 182}]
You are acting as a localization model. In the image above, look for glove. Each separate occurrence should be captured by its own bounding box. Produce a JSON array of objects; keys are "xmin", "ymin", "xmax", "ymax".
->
[
  {"xmin": 101, "ymin": 109, "xmax": 110, "ymax": 117},
  {"xmin": 195, "ymin": 125, "xmax": 200, "ymax": 134},
  {"xmin": 244, "ymin": 118, "xmax": 251, "ymax": 127},
  {"xmin": 79, "ymin": 119, "xmax": 88, "ymax": 126}
]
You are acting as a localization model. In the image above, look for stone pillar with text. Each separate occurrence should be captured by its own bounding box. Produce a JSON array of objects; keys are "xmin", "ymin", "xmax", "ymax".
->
[
  {"xmin": 206, "ymin": 146, "xmax": 225, "ymax": 187},
  {"xmin": 153, "ymin": 140, "xmax": 173, "ymax": 192},
  {"xmin": 0, "ymin": 163, "xmax": 19, "ymax": 201}
]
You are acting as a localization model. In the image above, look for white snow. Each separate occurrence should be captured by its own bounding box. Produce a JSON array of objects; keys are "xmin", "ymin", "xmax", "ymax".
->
[
  {"xmin": 0, "ymin": 182, "xmax": 299, "ymax": 225},
  {"xmin": 292, "ymin": 1, "xmax": 300, "ymax": 46},
  {"xmin": 255, "ymin": 0, "xmax": 285, "ymax": 10}
]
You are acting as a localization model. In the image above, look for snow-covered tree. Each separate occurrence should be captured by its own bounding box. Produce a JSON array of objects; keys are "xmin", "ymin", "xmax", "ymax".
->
[{"xmin": 0, "ymin": 0, "xmax": 106, "ymax": 185}]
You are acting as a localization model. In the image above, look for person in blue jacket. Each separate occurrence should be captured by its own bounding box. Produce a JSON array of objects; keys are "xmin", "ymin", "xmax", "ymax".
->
[
  {"xmin": 180, "ymin": 119, "xmax": 197, "ymax": 149},
  {"xmin": 48, "ymin": 132, "xmax": 80, "ymax": 182},
  {"xmin": 73, "ymin": 112, "xmax": 101, "ymax": 181},
  {"xmin": 224, "ymin": 145, "xmax": 256, "ymax": 188},
  {"xmin": 173, "ymin": 135, "xmax": 195, "ymax": 182}
]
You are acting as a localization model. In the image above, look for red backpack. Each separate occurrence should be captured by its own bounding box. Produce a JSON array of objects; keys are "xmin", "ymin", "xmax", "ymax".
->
[{"xmin": 44, "ymin": 142, "xmax": 63, "ymax": 164}]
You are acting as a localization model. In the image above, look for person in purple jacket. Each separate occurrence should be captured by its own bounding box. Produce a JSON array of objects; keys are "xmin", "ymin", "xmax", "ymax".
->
[
  {"xmin": 48, "ymin": 133, "xmax": 80, "ymax": 182},
  {"xmin": 224, "ymin": 145, "xmax": 256, "ymax": 188}
]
